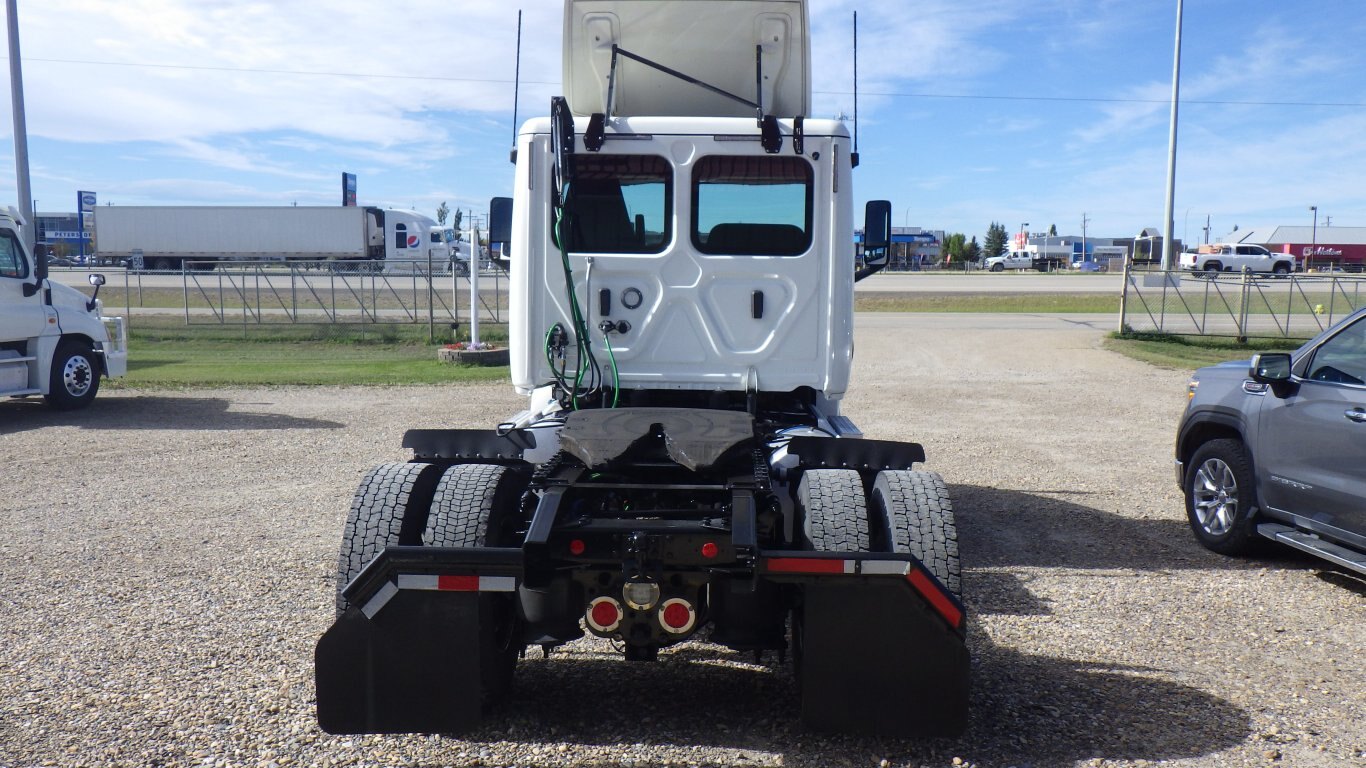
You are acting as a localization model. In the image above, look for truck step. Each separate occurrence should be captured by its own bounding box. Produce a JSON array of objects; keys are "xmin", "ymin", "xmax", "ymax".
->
[{"xmin": 1258, "ymin": 522, "xmax": 1366, "ymax": 576}]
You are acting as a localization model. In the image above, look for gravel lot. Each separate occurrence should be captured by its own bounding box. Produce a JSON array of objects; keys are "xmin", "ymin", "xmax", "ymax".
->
[{"xmin": 2, "ymin": 314, "xmax": 1362, "ymax": 768}]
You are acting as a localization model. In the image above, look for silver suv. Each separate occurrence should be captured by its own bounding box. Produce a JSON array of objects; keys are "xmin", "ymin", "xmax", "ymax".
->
[{"xmin": 1175, "ymin": 308, "xmax": 1366, "ymax": 575}]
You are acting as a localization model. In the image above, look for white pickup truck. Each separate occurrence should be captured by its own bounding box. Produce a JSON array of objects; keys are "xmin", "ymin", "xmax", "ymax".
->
[
  {"xmin": 982, "ymin": 249, "xmax": 1067, "ymax": 272},
  {"xmin": 1179, "ymin": 243, "xmax": 1295, "ymax": 276}
]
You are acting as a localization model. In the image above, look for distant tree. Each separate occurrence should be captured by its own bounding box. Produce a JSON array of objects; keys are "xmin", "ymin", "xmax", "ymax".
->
[
  {"xmin": 984, "ymin": 222, "xmax": 1008, "ymax": 258},
  {"xmin": 1048, "ymin": 223, "xmax": 1057, "ymax": 236},
  {"xmin": 942, "ymin": 232, "xmax": 966, "ymax": 263},
  {"xmin": 436, "ymin": 201, "xmax": 450, "ymax": 226},
  {"xmin": 963, "ymin": 236, "xmax": 981, "ymax": 263},
  {"xmin": 451, "ymin": 209, "xmax": 464, "ymax": 240}
]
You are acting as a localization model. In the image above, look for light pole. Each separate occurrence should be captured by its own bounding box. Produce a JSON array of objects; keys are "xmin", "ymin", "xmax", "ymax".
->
[
  {"xmin": 1310, "ymin": 205, "xmax": 1318, "ymax": 269},
  {"xmin": 1160, "ymin": 0, "xmax": 1184, "ymax": 270}
]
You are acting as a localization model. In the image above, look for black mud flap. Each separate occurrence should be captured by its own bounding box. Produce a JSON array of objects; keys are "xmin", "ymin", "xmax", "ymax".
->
[
  {"xmin": 316, "ymin": 592, "xmax": 484, "ymax": 734},
  {"xmin": 315, "ymin": 546, "xmax": 524, "ymax": 735},
  {"xmin": 797, "ymin": 580, "xmax": 969, "ymax": 736}
]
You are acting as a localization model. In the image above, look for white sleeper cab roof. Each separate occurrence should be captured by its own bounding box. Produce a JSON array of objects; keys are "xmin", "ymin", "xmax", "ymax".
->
[{"xmin": 563, "ymin": 0, "xmax": 810, "ymax": 118}]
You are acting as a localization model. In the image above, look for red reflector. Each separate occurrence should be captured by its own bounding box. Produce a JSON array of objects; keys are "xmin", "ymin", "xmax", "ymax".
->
[
  {"xmin": 906, "ymin": 569, "xmax": 963, "ymax": 629},
  {"xmin": 700, "ymin": 542, "xmax": 719, "ymax": 559},
  {"xmin": 590, "ymin": 600, "xmax": 620, "ymax": 628},
  {"xmin": 766, "ymin": 557, "xmax": 847, "ymax": 574},
  {"xmin": 569, "ymin": 539, "xmax": 586, "ymax": 555},
  {"xmin": 437, "ymin": 574, "xmax": 479, "ymax": 592},
  {"xmin": 662, "ymin": 601, "xmax": 691, "ymax": 629}
]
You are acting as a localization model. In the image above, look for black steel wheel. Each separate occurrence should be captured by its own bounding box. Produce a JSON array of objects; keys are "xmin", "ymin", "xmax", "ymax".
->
[
  {"xmin": 871, "ymin": 470, "xmax": 961, "ymax": 598},
  {"xmin": 798, "ymin": 469, "xmax": 869, "ymax": 551},
  {"xmin": 334, "ymin": 462, "xmax": 443, "ymax": 615},
  {"xmin": 44, "ymin": 339, "xmax": 100, "ymax": 410},
  {"xmin": 1184, "ymin": 439, "xmax": 1265, "ymax": 556}
]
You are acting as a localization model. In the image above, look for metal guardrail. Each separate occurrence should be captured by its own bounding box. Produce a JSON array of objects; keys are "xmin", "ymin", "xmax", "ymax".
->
[{"xmin": 1119, "ymin": 263, "xmax": 1366, "ymax": 341}]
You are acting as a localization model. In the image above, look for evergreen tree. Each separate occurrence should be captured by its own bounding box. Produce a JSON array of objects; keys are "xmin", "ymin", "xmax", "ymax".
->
[
  {"xmin": 1049, "ymin": 223, "xmax": 1057, "ymax": 236},
  {"xmin": 964, "ymin": 236, "xmax": 981, "ymax": 263},
  {"xmin": 984, "ymin": 222, "xmax": 1008, "ymax": 258}
]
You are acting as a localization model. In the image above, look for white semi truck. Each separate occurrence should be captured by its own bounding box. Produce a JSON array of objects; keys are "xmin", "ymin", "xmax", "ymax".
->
[
  {"xmin": 93, "ymin": 205, "xmax": 450, "ymax": 272},
  {"xmin": 316, "ymin": 0, "xmax": 968, "ymax": 738},
  {"xmin": 0, "ymin": 208, "xmax": 126, "ymax": 409}
]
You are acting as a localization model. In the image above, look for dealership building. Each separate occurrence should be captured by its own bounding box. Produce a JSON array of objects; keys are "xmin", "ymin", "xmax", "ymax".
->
[{"xmin": 1233, "ymin": 226, "xmax": 1366, "ymax": 269}]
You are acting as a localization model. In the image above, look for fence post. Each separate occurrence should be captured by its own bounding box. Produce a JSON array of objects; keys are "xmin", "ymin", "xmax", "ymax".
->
[
  {"xmin": 1237, "ymin": 267, "xmax": 1251, "ymax": 342},
  {"xmin": 1118, "ymin": 257, "xmax": 1132, "ymax": 333}
]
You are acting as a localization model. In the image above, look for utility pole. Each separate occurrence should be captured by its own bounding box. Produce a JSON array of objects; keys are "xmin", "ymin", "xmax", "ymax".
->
[
  {"xmin": 1081, "ymin": 212, "xmax": 1090, "ymax": 263},
  {"xmin": 1160, "ymin": 0, "xmax": 1184, "ymax": 270},
  {"xmin": 7, "ymin": 0, "xmax": 36, "ymax": 259}
]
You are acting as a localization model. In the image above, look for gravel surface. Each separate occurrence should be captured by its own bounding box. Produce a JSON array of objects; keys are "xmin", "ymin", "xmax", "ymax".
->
[{"xmin": 2, "ymin": 314, "xmax": 1363, "ymax": 768}]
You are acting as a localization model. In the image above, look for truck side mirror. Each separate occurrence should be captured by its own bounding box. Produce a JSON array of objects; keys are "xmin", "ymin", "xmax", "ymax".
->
[
  {"xmin": 854, "ymin": 200, "xmax": 892, "ymax": 282},
  {"xmin": 863, "ymin": 200, "xmax": 892, "ymax": 250},
  {"xmin": 488, "ymin": 197, "xmax": 514, "ymax": 271},
  {"xmin": 86, "ymin": 273, "xmax": 106, "ymax": 311}
]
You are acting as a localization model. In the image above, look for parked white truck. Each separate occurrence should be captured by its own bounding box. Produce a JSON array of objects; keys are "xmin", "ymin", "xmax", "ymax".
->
[
  {"xmin": 1, "ymin": 208, "xmax": 126, "ymax": 409},
  {"xmin": 315, "ymin": 0, "xmax": 968, "ymax": 739},
  {"xmin": 1179, "ymin": 243, "xmax": 1295, "ymax": 276},
  {"xmin": 983, "ymin": 245, "xmax": 1069, "ymax": 272},
  {"xmin": 93, "ymin": 206, "xmax": 449, "ymax": 272}
]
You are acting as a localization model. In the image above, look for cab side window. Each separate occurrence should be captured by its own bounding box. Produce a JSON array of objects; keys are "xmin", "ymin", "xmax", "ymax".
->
[
  {"xmin": 0, "ymin": 231, "xmax": 29, "ymax": 279},
  {"xmin": 1306, "ymin": 319, "xmax": 1366, "ymax": 386}
]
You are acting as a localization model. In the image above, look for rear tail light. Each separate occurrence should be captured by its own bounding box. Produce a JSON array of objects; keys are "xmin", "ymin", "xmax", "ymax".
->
[
  {"xmin": 657, "ymin": 597, "xmax": 696, "ymax": 634},
  {"xmin": 586, "ymin": 596, "xmax": 623, "ymax": 634}
]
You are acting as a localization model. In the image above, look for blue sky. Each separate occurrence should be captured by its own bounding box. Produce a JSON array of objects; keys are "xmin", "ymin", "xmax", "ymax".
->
[{"xmin": 1, "ymin": 0, "xmax": 1363, "ymax": 245}]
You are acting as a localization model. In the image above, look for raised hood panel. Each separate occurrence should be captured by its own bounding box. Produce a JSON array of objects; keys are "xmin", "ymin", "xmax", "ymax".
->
[{"xmin": 563, "ymin": 0, "xmax": 809, "ymax": 118}]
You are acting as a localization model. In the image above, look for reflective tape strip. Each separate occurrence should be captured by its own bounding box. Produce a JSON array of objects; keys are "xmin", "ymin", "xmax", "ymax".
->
[
  {"xmin": 360, "ymin": 580, "xmax": 399, "ymax": 620},
  {"xmin": 396, "ymin": 574, "xmax": 517, "ymax": 593},
  {"xmin": 906, "ymin": 569, "xmax": 964, "ymax": 630},
  {"xmin": 859, "ymin": 560, "xmax": 911, "ymax": 576},
  {"xmin": 765, "ymin": 557, "xmax": 854, "ymax": 575}
]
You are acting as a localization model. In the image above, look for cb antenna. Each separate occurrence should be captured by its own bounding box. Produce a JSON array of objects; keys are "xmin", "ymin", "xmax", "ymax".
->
[
  {"xmin": 851, "ymin": 11, "xmax": 860, "ymax": 168},
  {"xmin": 510, "ymin": 10, "xmax": 523, "ymax": 163}
]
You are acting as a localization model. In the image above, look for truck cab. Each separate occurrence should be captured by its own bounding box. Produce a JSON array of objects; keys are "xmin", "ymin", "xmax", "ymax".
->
[
  {"xmin": 0, "ymin": 208, "xmax": 126, "ymax": 409},
  {"xmin": 316, "ymin": 0, "xmax": 968, "ymax": 739}
]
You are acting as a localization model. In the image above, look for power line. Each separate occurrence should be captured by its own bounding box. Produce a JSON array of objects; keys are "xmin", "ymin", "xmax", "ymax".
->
[
  {"xmin": 823, "ymin": 89, "xmax": 1366, "ymax": 109},
  {"xmin": 26, "ymin": 56, "xmax": 559, "ymax": 86},
  {"xmin": 24, "ymin": 56, "xmax": 1366, "ymax": 109}
]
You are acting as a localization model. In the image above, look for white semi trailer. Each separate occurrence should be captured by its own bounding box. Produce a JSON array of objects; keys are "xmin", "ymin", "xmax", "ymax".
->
[
  {"xmin": 316, "ymin": 0, "xmax": 968, "ymax": 738},
  {"xmin": 93, "ymin": 205, "xmax": 448, "ymax": 272},
  {"xmin": 0, "ymin": 208, "xmax": 126, "ymax": 409}
]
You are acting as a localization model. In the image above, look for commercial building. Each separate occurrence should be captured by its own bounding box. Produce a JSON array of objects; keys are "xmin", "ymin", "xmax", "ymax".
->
[{"xmin": 1233, "ymin": 226, "xmax": 1366, "ymax": 270}]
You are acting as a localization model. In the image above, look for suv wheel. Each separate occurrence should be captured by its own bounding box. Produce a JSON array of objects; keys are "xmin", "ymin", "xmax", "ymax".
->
[{"xmin": 1184, "ymin": 439, "xmax": 1266, "ymax": 556}]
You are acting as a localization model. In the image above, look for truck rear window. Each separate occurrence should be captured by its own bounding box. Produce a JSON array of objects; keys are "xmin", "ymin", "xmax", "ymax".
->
[
  {"xmin": 562, "ymin": 155, "xmax": 672, "ymax": 254},
  {"xmin": 691, "ymin": 155, "xmax": 812, "ymax": 256}
]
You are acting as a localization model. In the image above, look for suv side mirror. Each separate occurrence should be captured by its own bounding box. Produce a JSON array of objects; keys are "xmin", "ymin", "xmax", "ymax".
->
[
  {"xmin": 1250, "ymin": 352, "xmax": 1292, "ymax": 382},
  {"xmin": 855, "ymin": 200, "xmax": 892, "ymax": 282}
]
